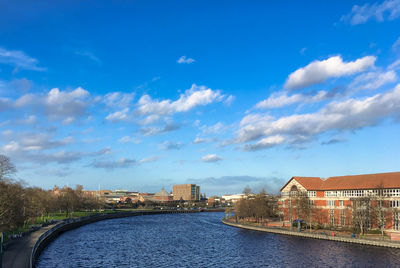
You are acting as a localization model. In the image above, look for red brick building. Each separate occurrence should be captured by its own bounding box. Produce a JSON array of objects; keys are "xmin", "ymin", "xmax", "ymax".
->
[{"xmin": 279, "ymin": 172, "xmax": 400, "ymax": 233}]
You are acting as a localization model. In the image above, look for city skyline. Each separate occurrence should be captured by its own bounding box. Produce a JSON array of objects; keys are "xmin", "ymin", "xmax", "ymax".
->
[{"xmin": 1, "ymin": 1, "xmax": 400, "ymax": 196}]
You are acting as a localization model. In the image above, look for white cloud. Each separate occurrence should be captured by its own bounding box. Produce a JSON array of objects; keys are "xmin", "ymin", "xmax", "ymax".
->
[
  {"xmin": 243, "ymin": 135, "xmax": 285, "ymax": 151},
  {"xmin": 105, "ymin": 108, "xmax": 129, "ymax": 122},
  {"xmin": 193, "ymin": 137, "xmax": 210, "ymax": 144},
  {"xmin": 236, "ymin": 84, "xmax": 400, "ymax": 150},
  {"xmin": 341, "ymin": 0, "xmax": 400, "ymax": 25},
  {"xmin": 177, "ymin": 56, "xmax": 195, "ymax": 64},
  {"xmin": 139, "ymin": 156, "xmax": 159, "ymax": 164},
  {"xmin": 224, "ymin": 95, "xmax": 235, "ymax": 106},
  {"xmin": 201, "ymin": 122, "xmax": 227, "ymax": 134},
  {"xmin": 255, "ymin": 90, "xmax": 329, "ymax": 109},
  {"xmin": 201, "ymin": 154, "xmax": 223, "ymax": 163},
  {"xmin": 140, "ymin": 123, "xmax": 180, "ymax": 136},
  {"xmin": 389, "ymin": 59, "xmax": 400, "ymax": 70},
  {"xmin": 350, "ymin": 70, "xmax": 397, "ymax": 91},
  {"xmin": 118, "ymin": 136, "xmax": 131, "ymax": 143},
  {"xmin": 103, "ymin": 91, "xmax": 134, "ymax": 108},
  {"xmin": 136, "ymin": 84, "xmax": 225, "ymax": 116},
  {"xmin": 13, "ymin": 87, "xmax": 90, "ymax": 123},
  {"xmin": 393, "ymin": 36, "xmax": 400, "ymax": 51},
  {"xmin": 75, "ymin": 50, "xmax": 101, "ymax": 64},
  {"xmin": 0, "ymin": 47, "xmax": 46, "ymax": 71},
  {"xmin": 285, "ymin": 55, "xmax": 376, "ymax": 90}
]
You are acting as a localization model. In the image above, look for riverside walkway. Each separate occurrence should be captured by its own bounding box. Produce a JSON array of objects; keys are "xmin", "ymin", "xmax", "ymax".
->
[
  {"xmin": 222, "ymin": 218, "xmax": 400, "ymax": 249},
  {"xmin": 1, "ymin": 223, "xmax": 58, "ymax": 268}
]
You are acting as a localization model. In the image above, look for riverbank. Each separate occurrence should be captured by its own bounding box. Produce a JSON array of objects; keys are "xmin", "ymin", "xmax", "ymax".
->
[
  {"xmin": 222, "ymin": 218, "xmax": 400, "ymax": 249},
  {"xmin": 2, "ymin": 208, "xmax": 224, "ymax": 268}
]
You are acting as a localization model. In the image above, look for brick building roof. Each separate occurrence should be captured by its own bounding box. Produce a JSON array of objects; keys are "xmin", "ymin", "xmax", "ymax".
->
[{"xmin": 281, "ymin": 172, "xmax": 400, "ymax": 191}]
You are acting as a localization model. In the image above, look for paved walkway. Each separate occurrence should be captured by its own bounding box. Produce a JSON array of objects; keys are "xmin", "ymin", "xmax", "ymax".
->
[
  {"xmin": 2, "ymin": 224, "xmax": 57, "ymax": 268},
  {"xmin": 222, "ymin": 219, "xmax": 400, "ymax": 249}
]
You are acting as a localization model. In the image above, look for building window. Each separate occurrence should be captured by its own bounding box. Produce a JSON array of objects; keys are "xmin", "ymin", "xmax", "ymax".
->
[
  {"xmin": 309, "ymin": 200, "xmax": 314, "ymax": 206},
  {"xmin": 340, "ymin": 210, "xmax": 345, "ymax": 226},
  {"xmin": 339, "ymin": 200, "xmax": 344, "ymax": 207},
  {"xmin": 390, "ymin": 200, "xmax": 400, "ymax": 207},
  {"xmin": 329, "ymin": 210, "xmax": 335, "ymax": 226},
  {"xmin": 307, "ymin": 191, "xmax": 316, "ymax": 197},
  {"xmin": 394, "ymin": 212, "xmax": 400, "ymax": 231},
  {"xmin": 327, "ymin": 200, "xmax": 335, "ymax": 207}
]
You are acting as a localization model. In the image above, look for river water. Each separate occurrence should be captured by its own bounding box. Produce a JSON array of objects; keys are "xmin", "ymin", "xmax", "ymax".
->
[{"xmin": 37, "ymin": 212, "xmax": 400, "ymax": 267}]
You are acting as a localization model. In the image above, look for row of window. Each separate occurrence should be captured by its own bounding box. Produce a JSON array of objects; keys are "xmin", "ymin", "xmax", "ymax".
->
[
  {"xmin": 307, "ymin": 191, "xmax": 316, "ymax": 197},
  {"xmin": 327, "ymin": 200, "xmax": 345, "ymax": 207},
  {"xmin": 390, "ymin": 200, "xmax": 400, "ymax": 207},
  {"xmin": 325, "ymin": 189, "xmax": 400, "ymax": 197}
]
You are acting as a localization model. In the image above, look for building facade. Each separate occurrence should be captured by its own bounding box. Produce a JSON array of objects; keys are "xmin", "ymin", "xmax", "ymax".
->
[
  {"xmin": 173, "ymin": 184, "xmax": 200, "ymax": 201},
  {"xmin": 279, "ymin": 172, "xmax": 400, "ymax": 232}
]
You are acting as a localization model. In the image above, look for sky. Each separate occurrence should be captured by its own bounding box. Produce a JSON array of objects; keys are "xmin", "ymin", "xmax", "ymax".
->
[{"xmin": 1, "ymin": 0, "xmax": 400, "ymax": 196}]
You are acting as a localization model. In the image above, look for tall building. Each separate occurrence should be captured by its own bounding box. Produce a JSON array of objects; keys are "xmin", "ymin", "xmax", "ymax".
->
[
  {"xmin": 279, "ymin": 172, "xmax": 400, "ymax": 232},
  {"xmin": 173, "ymin": 184, "xmax": 200, "ymax": 201}
]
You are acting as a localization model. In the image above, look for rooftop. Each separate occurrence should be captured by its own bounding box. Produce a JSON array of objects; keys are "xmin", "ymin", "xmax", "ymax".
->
[{"xmin": 281, "ymin": 172, "xmax": 400, "ymax": 191}]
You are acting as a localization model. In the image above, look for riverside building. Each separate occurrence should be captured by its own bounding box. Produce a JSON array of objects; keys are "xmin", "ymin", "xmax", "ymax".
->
[
  {"xmin": 172, "ymin": 184, "xmax": 200, "ymax": 201},
  {"xmin": 279, "ymin": 172, "xmax": 400, "ymax": 233}
]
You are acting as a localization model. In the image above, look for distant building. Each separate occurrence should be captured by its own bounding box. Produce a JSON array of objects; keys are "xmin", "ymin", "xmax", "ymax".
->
[
  {"xmin": 152, "ymin": 188, "xmax": 173, "ymax": 202},
  {"xmin": 207, "ymin": 196, "xmax": 221, "ymax": 206},
  {"xmin": 173, "ymin": 184, "xmax": 200, "ymax": 201},
  {"xmin": 222, "ymin": 194, "xmax": 246, "ymax": 203}
]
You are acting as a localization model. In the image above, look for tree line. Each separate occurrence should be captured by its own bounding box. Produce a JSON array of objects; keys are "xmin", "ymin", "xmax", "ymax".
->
[
  {"xmin": 0, "ymin": 155, "xmax": 104, "ymax": 233},
  {"xmin": 234, "ymin": 188, "xmax": 279, "ymax": 222}
]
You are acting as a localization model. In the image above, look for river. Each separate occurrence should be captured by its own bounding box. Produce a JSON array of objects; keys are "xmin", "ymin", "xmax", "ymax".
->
[{"xmin": 37, "ymin": 212, "xmax": 400, "ymax": 267}]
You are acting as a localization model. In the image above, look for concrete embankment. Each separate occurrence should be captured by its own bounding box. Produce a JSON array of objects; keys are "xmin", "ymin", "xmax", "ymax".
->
[
  {"xmin": 222, "ymin": 218, "xmax": 400, "ymax": 249},
  {"xmin": 2, "ymin": 209, "xmax": 223, "ymax": 268}
]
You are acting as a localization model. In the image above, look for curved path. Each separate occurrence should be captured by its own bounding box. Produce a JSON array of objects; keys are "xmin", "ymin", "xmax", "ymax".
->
[{"xmin": 2, "ymin": 223, "xmax": 58, "ymax": 268}]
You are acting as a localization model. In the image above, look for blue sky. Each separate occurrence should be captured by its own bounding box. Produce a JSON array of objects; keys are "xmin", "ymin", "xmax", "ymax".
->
[{"xmin": 1, "ymin": 0, "xmax": 400, "ymax": 196}]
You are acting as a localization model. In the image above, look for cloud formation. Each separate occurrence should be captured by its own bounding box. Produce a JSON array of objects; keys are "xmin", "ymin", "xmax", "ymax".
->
[
  {"xmin": 137, "ymin": 84, "xmax": 225, "ymax": 117},
  {"xmin": 13, "ymin": 87, "xmax": 91, "ymax": 123},
  {"xmin": 91, "ymin": 158, "xmax": 136, "ymax": 169},
  {"xmin": 159, "ymin": 141, "xmax": 184, "ymax": 150},
  {"xmin": 341, "ymin": 0, "xmax": 400, "ymax": 25},
  {"xmin": 201, "ymin": 154, "xmax": 223, "ymax": 163},
  {"xmin": 237, "ymin": 83, "xmax": 400, "ymax": 150},
  {"xmin": 285, "ymin": 56, "xmax": 376, "ymax": 90},
  {"xmin": 0, "ymin": 47, "xmax": 46, "ymax": 71},
  {"xmin": 255, "ymin": 90, "xmax": 329, "ymax": 109},
  {"xmin": 177, "ymin": 56, "xmax": 195, "ymax": 64}
]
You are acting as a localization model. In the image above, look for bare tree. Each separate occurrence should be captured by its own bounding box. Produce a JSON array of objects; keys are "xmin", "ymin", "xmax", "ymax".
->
[
  {"xmin": 0, "ymin": 155, "xmax": 16, "ymax": 181},
  {"xmin": 243, "ymin": 186, "xmax": 252, "ymax": 196},
  {"xmin": 352, "ymin": 197, "xmax": 371, "ymax": 235}
]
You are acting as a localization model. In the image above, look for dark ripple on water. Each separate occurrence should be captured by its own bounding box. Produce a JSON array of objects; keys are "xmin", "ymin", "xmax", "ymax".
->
[{"xmin": 37, "ymin": 212, "xmax": 400, "ymax": 267}]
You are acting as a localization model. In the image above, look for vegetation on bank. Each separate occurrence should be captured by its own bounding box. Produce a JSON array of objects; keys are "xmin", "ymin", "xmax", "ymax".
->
[
  {"xmin": 233, "ymin": 188, "xmax": 279, "ymax": 222},
  {"xmin": 0, "ymin": 155, "xmax": 108, "ymax": 239}
]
